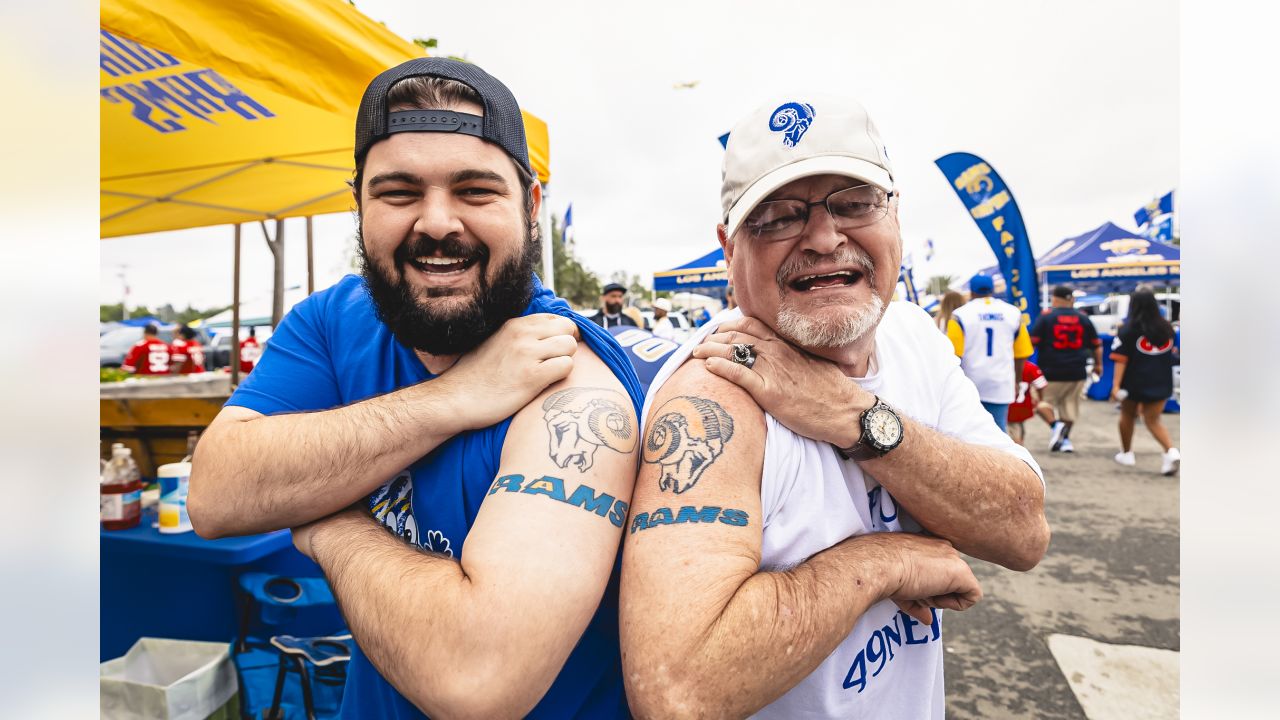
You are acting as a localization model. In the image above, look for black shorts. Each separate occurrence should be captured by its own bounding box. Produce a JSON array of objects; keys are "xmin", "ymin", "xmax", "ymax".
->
[{"xmin": 1124, "ymin": 387, "xmax": 1172, "ymax": 403}]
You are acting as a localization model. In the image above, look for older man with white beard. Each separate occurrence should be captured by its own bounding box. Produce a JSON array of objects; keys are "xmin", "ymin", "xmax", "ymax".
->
[{"xmin": 619, "ymin": 96, "xmax": 1050, "ymax": 720}]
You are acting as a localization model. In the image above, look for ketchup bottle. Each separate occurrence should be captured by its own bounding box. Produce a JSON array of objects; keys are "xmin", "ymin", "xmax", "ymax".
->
[{"xmin": 101, "ymin": 443, "xmax": 142, "ymax": 530}]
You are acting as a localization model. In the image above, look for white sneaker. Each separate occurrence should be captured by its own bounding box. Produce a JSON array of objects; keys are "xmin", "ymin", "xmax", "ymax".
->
[
  {"xmin": 1161, "ymin": 448, "xmax": 1180, "ymax": 476},
  {"xmin": 1049, "ymin": 422, "xmax": 1065, "ymax": 451},
  {"xmin": 1114, "ymin": 451, "xmax": 1136, "ymax": 467},
  {"xmin": 1060, "ymin": 438, "xmax": 1074, "ymax": 453}
]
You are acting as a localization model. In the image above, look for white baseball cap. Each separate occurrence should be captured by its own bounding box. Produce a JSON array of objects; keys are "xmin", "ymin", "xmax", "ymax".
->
[
  {"xmin": 652, "ymin": 298, "xmax": 672, "ymax": 312},
  {"xmin": 721, "ymin": 94, "xmax": 895, "ymax": 240}
]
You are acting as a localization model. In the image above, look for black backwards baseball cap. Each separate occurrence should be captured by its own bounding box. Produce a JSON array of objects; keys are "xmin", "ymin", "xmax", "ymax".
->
[{"xmin": 354, "ymin": 58, "xmax": 532, "ymax": 178}]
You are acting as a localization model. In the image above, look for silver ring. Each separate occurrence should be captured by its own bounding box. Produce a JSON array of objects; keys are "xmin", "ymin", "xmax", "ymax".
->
[{"xmin": 730, "ymin": 343, "xmax": 757, "ymax": 369}]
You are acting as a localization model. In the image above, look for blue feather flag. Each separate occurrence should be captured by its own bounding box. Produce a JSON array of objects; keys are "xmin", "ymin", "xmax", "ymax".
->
[{"xmin": 935, "ymin": 153, "xmax": 1039, "ymax": 325}]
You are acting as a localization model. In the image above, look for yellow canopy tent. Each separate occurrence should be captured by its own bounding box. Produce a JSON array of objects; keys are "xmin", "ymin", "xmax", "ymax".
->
[
  {"xmin": 101, "ymin": 0, "xmax": 551, "ymax": 238},
  {"xmin": 101, "ymin": 0, "xmax": 552, "ymax": 382}
]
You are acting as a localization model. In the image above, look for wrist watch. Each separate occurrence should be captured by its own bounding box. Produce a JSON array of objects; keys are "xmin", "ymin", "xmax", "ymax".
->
[{"xmin": 834, "ymin": 395, "xmax": 904, "ymax": 461}]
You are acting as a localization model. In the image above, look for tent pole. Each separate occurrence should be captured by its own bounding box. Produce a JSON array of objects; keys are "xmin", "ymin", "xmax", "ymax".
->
[
  {"xmin": 306, "ymin": 216, "xmax": 315, "ymax": 296},
  {"xmin": 539, "ymin": 182, "xmax": 554, "ymax": 293},
  {"xmin": 231, "ymin": 224, "xmax": 242, "ymax": 388}
]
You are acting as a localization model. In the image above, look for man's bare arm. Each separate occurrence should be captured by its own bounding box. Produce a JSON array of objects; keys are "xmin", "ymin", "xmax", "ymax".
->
[
  {"xmin": 189, "ymin": 313, "xmax": 580, "ymax": 538},
  {"xmin": 859, "ymin": 410, "xmax": 1047, "ymax": 570},
  {"xmin": 621, "ymin": 364, "xmax": 981, "ymax": 719},
  {"xmin": 190, "ymin": 386, "xmax": 462, "ymax": 538},
  {"xmin": 294, "ymin": 361, "xmax": 637, "ymax": 719},
  {"xmin": 695, "ymin": 316, "xmax": 1049, "ymax": 571}
]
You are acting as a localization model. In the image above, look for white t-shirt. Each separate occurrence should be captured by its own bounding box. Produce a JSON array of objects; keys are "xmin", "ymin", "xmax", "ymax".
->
[
  {"xmin": 650, "ymin": 315, "xmax": 676, "ymax": 340},
  {"xmin": 643, "ymin": 303, "xmax": 1042, "ymax": 720},
  {"xmin": 950, "ymin": 297, "xmax": 1025, "ymax": 404}
]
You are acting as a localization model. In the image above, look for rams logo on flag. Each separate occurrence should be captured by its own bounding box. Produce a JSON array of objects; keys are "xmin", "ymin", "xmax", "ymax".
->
[{"xmin": 952, "ymin": 162, "xmax": 996, "ymax": 198}]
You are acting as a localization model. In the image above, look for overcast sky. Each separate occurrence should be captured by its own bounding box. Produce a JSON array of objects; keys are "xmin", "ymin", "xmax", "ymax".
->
[{"xmin": 100, "ymin": 0, "xmax": 1178, "ymax": 311}]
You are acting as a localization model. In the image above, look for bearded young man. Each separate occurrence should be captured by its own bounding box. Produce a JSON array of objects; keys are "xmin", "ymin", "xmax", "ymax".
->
[
  {"xmin": 620, "ymin": 96, "xmax": 1050, "ymax": 719},
  {"xmin": 590, "ymin": 282, "xmax": 638, "ymax": 329},
  {"xmin": 188, "ymin": 59, "xmax": 642, "ymax": 719}
]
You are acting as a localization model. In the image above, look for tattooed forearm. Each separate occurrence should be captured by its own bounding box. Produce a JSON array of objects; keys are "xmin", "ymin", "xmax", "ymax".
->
[
  {"xmin": 629, "ymin": 505, "xmax": 750, "ymax": 534},
  {"xmin": 488, "ymin": 473, "xmax": 629, "ymax": 528},
  {"xmin": 642, "ymin": 396, "xmax": 734, "ymax": 493},
  {"xmin": 542, "ymin": 387, "xmax": 637, "ymax": 472}
]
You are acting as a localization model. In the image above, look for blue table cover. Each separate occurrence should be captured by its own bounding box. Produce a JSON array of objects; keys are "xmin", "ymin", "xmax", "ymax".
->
[{"xmin": 101, "ymin": 507, "xmax": 334, "ymax": 661}]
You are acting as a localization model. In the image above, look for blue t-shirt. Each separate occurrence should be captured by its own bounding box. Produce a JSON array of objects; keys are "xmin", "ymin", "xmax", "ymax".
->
[{"xmin": 229, "ymin": 274, "xmax": 643, "ymax": 719}]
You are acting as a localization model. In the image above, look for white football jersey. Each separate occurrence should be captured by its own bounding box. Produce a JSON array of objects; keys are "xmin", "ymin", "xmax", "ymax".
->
[{"xmin": 950, "ymin": 297, "xmax": 1027, "ymax": 403}]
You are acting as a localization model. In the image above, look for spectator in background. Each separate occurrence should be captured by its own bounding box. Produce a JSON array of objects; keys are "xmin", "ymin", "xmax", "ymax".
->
[
  {"xmin": 1110, "ymin": 288, "xmax": 1180, "ymax": 475},
  {"xmin": 650, "ymin": 298, "xmax": 676, "ymax": 340},
  {"xmin": 693, "ymin": 305, "xmax": 713, "ymax": 327},
  {"xmin": 239, "ymin": 327, "xmax": 262, "ymax": 374},
  {"xmin": 1028, "ymin": 284, "xmax": 1101, "ymax": 453},
  {"xmin": 725, "ymin": 285, "xmax": 737, "ymax": 310},
  {"xmin": 590, "ymin": 282, "xmax": 637, "ymax": 329},
  {"xmin": 947, "ymin": 274, "xmax": 1033, "ymax": 431},
  {"xmin": 935, "ymin": 290, "xmax": 964, "ymax": 333},
  {"xmin": 122, "ymin": 323, "xmax": 171, "ymax": 376},
  {"xmin": 170, "ymin": 325, "xmax": 206, "ymax": 374},
  {"xmin": 1007, "ymin": 360, "xmax": 1055, "ymax": 447}
]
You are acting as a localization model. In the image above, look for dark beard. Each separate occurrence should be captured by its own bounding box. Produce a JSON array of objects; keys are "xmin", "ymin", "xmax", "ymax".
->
[
  {"xmin": 604, "ymin": 302, "xmax": 623, "ymax": 315},
  {"xmin": 357, "ymin": 224, "xmax": 538, "ymax": 356}
]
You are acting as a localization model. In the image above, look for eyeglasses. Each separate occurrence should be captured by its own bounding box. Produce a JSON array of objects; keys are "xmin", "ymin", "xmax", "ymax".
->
[{"xmin": 743, "ymin": 184, "xmax": 896, "ymax": 242}]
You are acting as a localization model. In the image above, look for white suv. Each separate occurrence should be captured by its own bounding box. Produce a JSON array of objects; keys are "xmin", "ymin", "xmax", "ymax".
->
[
  {"xmin": 640, "ymin": 310, "xmax": 694, "ymax": 342},
  {"xmin": 1084, "ymin": 292, "xmax": 1180, "ymax": 337}
]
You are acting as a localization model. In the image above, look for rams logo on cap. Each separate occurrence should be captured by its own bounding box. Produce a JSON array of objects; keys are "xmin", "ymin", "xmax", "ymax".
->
[{"xmin": 769, "ymin": 102, "xmax": 816, "ymax": 147}]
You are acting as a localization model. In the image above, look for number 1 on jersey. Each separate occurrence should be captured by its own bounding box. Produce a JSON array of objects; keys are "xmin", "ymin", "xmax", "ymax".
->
[{"xmin": 985, "ymin": 327, "xmax": 994, "ymax": 356}]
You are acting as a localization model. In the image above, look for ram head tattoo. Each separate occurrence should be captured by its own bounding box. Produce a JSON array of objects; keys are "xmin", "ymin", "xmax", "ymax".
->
[
  {"xmin": 542, "ymin": 388, "xmax": 636, "ymax": 472},
  {"xmin": 643, "ymin": 396, "xmax": 734, "ymax": 494}
]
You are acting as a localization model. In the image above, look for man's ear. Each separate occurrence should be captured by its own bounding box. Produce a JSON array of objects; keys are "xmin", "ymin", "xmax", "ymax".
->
[
  {"xmin": 528, "ymin": 180, "xmax": 543, "ymax": 225},
  {"xmin": 717, "ymin": 224, "xmax": 733, "ymax": 265}
]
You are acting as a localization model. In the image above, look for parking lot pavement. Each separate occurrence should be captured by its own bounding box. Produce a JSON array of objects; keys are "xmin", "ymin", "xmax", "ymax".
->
[{"xmin": 944, "ymin": 398, "xmax": 1180, "ymax": 719}]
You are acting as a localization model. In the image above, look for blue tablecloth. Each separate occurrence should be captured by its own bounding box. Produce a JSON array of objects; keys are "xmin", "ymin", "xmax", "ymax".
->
[{"xmin": 101, "ymin": 507, "xmax": 336, "ymax": 661}]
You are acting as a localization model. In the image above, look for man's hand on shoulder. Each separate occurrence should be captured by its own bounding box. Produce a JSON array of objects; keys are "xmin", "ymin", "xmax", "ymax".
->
[
  {"xmin": 691, "ymin": 315, "xmax": 870, "ymax": 447},
  {"xmin": 440, "ymin": 313, "xmax": 581, "ymax": 431}
]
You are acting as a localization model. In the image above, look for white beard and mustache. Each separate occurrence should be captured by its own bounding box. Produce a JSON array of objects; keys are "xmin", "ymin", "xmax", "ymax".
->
[{"xmin": 772, "ymin": 245, "xmax": 886, "ymax": 349}]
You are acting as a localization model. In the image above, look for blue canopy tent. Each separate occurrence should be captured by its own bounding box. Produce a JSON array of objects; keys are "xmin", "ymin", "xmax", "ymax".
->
[
  {"xmin": 1037, "ymin": 221, "xmax": 1180, "ymax": 293},
  {"xmin": 1035, "ymin": 222, "xmax": 1180, "ymax": 411},
  {"xmin": 653, "ymin": 247, "xmax": 728, "ymax": 292},
  {"xmin": 118, "ymin": 316, "xmax": 169, "ymax": 328}
]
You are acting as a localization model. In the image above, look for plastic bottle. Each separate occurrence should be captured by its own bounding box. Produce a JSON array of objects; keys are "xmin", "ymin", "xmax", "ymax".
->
[{"xmin": 101, "ymin": 443, "xmax": 142, "ymax": 530}]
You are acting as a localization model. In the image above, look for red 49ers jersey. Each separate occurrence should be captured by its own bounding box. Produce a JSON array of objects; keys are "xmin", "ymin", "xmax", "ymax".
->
[
  {"xmin": 169, "ymin": 338, "xmax": 206, "ymax": 374},
  {"xmin": 239, "ymin": 337, "xmax": 262, "ymax": 373},
  {"xmin": 122, "ymin": 338, "xmax": 172, "ymax": 375}
]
